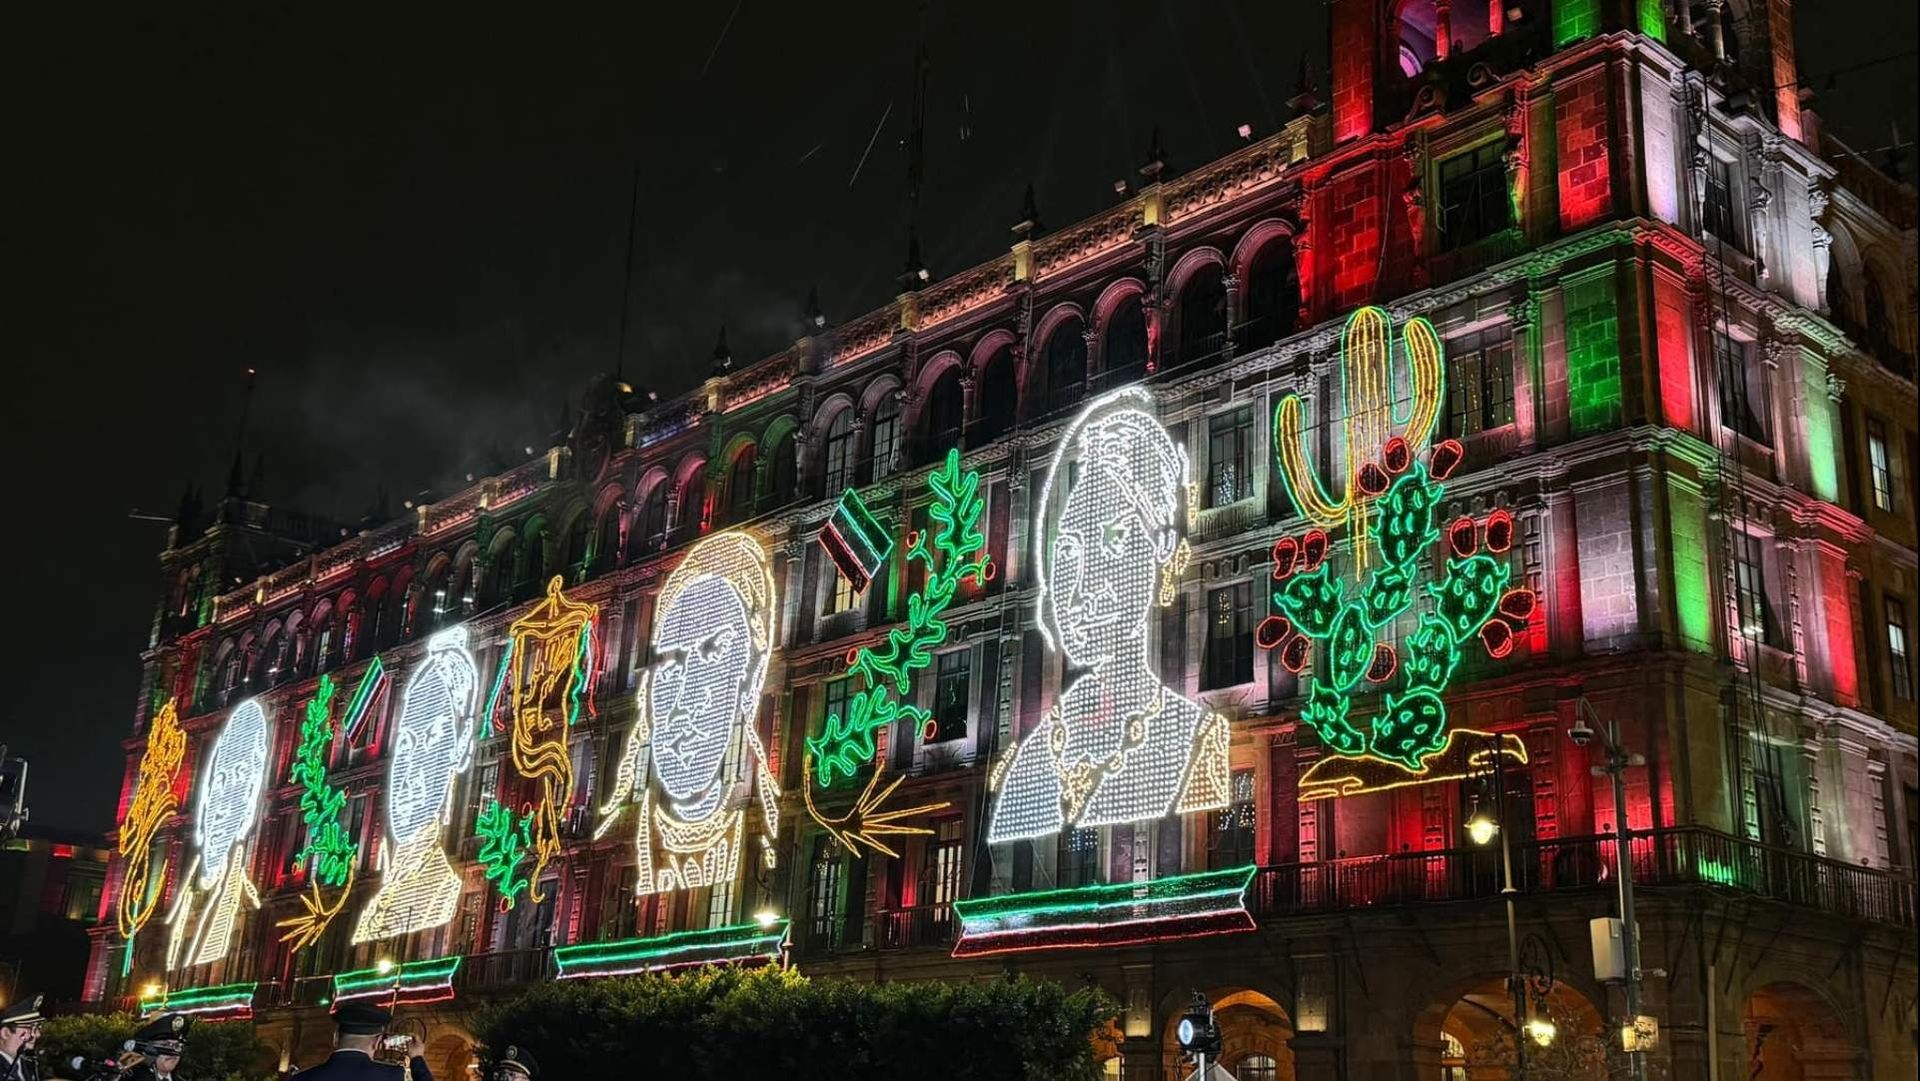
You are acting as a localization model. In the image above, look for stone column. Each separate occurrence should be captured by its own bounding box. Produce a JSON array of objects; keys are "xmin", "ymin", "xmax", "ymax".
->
[{"xmin": 1221, "ymin": 272, "xmax": 1240, "ymax": 362}]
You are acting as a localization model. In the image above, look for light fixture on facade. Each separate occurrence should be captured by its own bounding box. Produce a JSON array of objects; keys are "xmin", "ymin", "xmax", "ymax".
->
[
  {"xmin": 1525, "ymin": 1017, "xmax": 1556, "ymax": 1046},
  {"xmin": 1465, "ymin": 799, "xmax": 1498, "ymax": 846}
]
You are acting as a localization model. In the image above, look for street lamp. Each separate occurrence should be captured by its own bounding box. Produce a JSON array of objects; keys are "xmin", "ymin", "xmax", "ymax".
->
[
  {"xmin": 1573, "ymin": 697, "xmax": 1648, "ymax": 1081},
  {"xmin": 1467, "ymin": 732, "xmax": 1528, "ymax": 1077}
]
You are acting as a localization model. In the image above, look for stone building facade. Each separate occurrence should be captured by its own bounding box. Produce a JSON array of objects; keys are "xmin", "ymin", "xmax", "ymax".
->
[{"xmin": 88, "ymin": 2, "xmax": 1917, "ymax": 1078}]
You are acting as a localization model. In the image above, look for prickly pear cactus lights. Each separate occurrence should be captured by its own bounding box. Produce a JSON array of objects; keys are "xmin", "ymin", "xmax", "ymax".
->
[{"xmin": 1267, "ymin": 307, "xmax": 1535, "ymax": 799}]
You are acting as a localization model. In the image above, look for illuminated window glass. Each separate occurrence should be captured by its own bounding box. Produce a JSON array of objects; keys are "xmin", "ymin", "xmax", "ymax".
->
[
  {"xmin": 1210, "ymin": 770, "xmax": 1256, "ymax": 869},
  {"xmin": 1867, "ymin": 418, "xmax": 1896, "ymax": 513},
  {"xmin": 869, "ymin": 396, "xmax": 900, "ymax": 482},
  {"xmin": 809, "ymin": 840, "xmax": 845, "ymax": 950},
  {"xmin": 926, "ymin": 819, "xmax": 964, "ymax": 926},
  {"xmin": 1444, "ymin": 329, "xmax": 1515, "ymax": 437},
  {"xmin": 1704, "ymin": 157, "xmax": 1743, "ymax": 251},
  {"xmin": 823, "ymin": 409, "xmax": 855, "ymax": 494},
  {"xmin": 826, "ymin": 561, "xmax": 857, "ymax": 615},
  {"xmin": 1715, "ymin": 332, "xmax": 1770, "ymax": 443},
  {"xmin": 1888, "ymin": 596, "xmax": 1913, "ymax": 701},
  {"xmin": 1733, "ymin": 532, "xmax": 1784, "ymax": 649},
  {"xmin": 930, "ymin": 649, "xmax": 970, "ymax": 743},
  {"xmin": 1202, "ymin": 583, "xmax": 1254, "ymax": 690},
  {"xmin": 1236, "ymin": 1055, "xmax": 1278, "ymax": 1081},
  {"xmin": 706, "ymin": 878, "xmax": 735, "ymax": 929},
  {"xmin": 1207, "ymin": 406, "xmax": 1255, "ymax": 507},
  {"xmin": 1437, "ymin": 142, "xmax": 1511, "ymax": 250},
  {"xmin": 726, "ymin": 447, "xmax": 757, "ymax": 523},
  {"xmin": 1058, "ymin": 827, "xmax": 1099, "ymax": 888}
]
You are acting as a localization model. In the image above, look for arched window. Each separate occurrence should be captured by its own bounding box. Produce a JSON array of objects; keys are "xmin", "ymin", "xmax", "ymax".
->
[
  {"xmin": 725, "ymin": 445, "xmax": 757, "ymax": 523},
  {"xmin": 1235, "ymin": 1055, "xmax": 1278, "ymax": 1081},
  {"xmin": 680, "ymin": 469, "xmax": 709, "ymax": 538},
  {"xmin": 1241, "ymin": 236, "xmax": 1301, "ymax": 352},
  {"xmin": 561, "ymin": 511, "xmax": 591, "ymax": 580},
  {"xmin": 1175, "ymin": 264, "xmax": 1227, "ymax": 367},
  {"xmin": 821, "ymin": 409, "xmax": 855, "ymax": 495},
  {"xmin": 592, "ymin": 506, "xmax": 620, "ymax": 573},
  {"xmin": 767, "ymin": 432, "xmax": 798, "ymax": 508},
  {"xmin": 1398, "ymin": 0, "xmax": 1439, "ymax": 74},
  {"xmin": 511, "ymin": 528, "xmax": 542, "ymax": 602},
  {"xmin": 918, "ymin": 367, "xmax": 965, "ymax": 465},
  {"xmin": 808, "ymin": 841, "xmax": 846, "ymax": 952},
  {"xmin": 1865, "ymin": 270, "xmax": 1892, "ymax": 352},
  {"xmin": 422, "ymin": 559, "xmax": 454, "ymax": 631},
  {"xmin": 975, "ymin": 347, "xmax": 1018, "ymax": 442},
  {"xmin": 868, "ymin": 394, "xmax": 901, "ymax": 482},
  {"xmin": 637, "ymin": 484, "xmax": 668, "ymax": 555},
  {"xmin": 1102, "ymin": 296, "xmax": 1149, "ymax": 385},
  {"xmin": 1042, "ymin": 318, "xmax": 1087, "ymax": 416}
]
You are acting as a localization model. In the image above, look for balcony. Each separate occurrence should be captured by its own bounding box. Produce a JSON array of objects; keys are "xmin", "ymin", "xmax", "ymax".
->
[
  {"xmin": 874, "ymin": 903, "xmax": 958, "ymax": 951},
  {"xmin": 1248, "ymin": 827, "xmax": 1915, "ymax": 928}
]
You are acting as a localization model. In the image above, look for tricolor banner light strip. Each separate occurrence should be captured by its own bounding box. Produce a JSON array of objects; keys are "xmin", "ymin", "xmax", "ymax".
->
[
  {"xmin": 819, "ymin": 488, "xmax": 892, "ymax": 594},
  {"xmin": 340, "ymin": 657, "xmax": 388, "ymax": 744},
  {"xmin": 139, "ymin": 982, "xmax": 258, "ymax": 1021},
  {"xmin": 951, "ymin": 866, "xmax": 1256, "ymax": 958},
  {"xmin": 331, "ymin": 955, "xmax": 463, "ymax": 1007},
  {"xmin": 553, "ymin": 920, "xmax": 790, "ymax": 980}
]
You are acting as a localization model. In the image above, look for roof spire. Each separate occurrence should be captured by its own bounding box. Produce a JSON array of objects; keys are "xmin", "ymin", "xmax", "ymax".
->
[
  {"xmin": 224, "ymin": 367, "xmax": 257, "ymax": 498},
  {"xmin": 804, "ymin": 284, "xmax": 827, "ymax": 331},
  {"xmin": 710, "ymin": 324, "xmax": 734, "ymax": 375},
  {"xmin": 1012, "ymin": 182, "xmax": 1043, "ymax": 241},
  {"xmin": 1140, "ymin": 125, "xmax": 1168, "ymax": 183},
  {"xmin": 1288, "ymin": 55, "xmax": 1321, "ymax": 114}
]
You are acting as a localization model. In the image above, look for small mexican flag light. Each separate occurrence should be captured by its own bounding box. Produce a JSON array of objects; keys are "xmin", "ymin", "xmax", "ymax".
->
[{"xmin": 820, "ymin": 488, "xmax": 892, "ymax": 594}]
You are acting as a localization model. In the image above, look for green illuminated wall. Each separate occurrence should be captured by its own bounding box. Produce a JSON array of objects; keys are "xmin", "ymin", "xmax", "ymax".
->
[
  {"xmin": 1638, "ymin": 0, "xmax": 1667, "ymax": 42},
  {"xmin": 1563, "ymin": 267, "xmax": 1623, "ymax": 435},
  {"xmin": 1555, "ymin": 0, "xmax": 1602, "ymax": 47},
  {"xmin": 1800, "ymin": 355, "xmax": 1840, "ymax": 503},
  {"xmin": 1667, "ymin": 476, "xmax": 1713, "ymax": 653}
]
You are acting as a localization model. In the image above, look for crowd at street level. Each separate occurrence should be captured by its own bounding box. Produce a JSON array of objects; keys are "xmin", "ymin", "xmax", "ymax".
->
[{"xmin": 0, "ymin": 995, "xmax": 542, "ymax": 1081}]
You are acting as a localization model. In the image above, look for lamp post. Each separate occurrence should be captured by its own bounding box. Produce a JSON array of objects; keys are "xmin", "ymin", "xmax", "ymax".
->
[
  {"xmin": 1467, "ymin": 729, "xmax": 1528, "ymax": 1077},
  {"xmin": 1575, "ymin": 696, "xmax": 1647, "ymax": 1081}
]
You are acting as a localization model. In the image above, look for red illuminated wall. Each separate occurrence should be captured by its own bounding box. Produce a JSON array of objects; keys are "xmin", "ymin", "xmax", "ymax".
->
[
  {"xmin": 1327, "ymin": 168, "xmax": 1383, "ymax": 310},
  {"xmin": 1653, "ymin": 270, "xmax": 1696, "ymax": 431},
  {"xmin": 1329, "ymin": 0, "xmax": 1375, "ymax": 144},
  {"xmin": 1555, "ymin": 68, "xmax": 1614, "ymax": 232}
]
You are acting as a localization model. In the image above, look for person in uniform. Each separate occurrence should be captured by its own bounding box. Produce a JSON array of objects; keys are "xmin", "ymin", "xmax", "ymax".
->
[
  {"xmin": 490, "ymin": 1046, "xmax": 538, "ymax": 1080},
  {"xmin": 0, "ymin": 994, "xmax": 43, "ymax": 1081},
  {"xmin": 292, "ymin": 1003, "xmax": 432, "ymax": 1080},
  {"xmin": 122, "ymin": 1013, "xmax": 191, "ymax": 1081}
]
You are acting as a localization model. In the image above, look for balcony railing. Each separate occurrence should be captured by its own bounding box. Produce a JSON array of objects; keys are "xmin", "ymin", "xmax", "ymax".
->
[
  {"xmin": 874, "ymin": 903, "xmax": 958, "ymax": 950},
  {"xmin": 1248, "ymin": 827, "xmax": 1916, "ymax": 928}
]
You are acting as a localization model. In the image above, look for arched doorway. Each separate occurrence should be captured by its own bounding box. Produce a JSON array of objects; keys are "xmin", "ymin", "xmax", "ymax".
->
[
  {"xmin": 1161, "ymin": 989, "xmax": 1295, "ymax": 1080},
  {"xmin": 1743, "ymin": 981, "xmax": 1861, "ymax": 1081},
  {"xmin": 1420, "ymin": 974, "xmax": 1608, "ymax": 1080}
]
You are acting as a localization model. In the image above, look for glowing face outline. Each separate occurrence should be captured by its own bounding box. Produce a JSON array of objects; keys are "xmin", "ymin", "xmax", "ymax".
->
[
  {"xmin": 987, "ymin": 386, "xmax": 1228, "ymax": 845},
  {"xmin": 647, "ymin": 573, "xmax": 755, "ymax": 812},
  {"xmin": 195, "ymin": 698, "xmax": 269, "ymax": 888},
  {"xmin": 386, "ymin": 626, "xmax": 477, "ymax": 844}
]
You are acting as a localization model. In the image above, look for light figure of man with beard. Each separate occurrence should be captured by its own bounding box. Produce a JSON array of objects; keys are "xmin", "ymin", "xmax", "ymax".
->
[
  {"xmin": 167, "ymin": 698, "xmax": 270, "ymax": 969},
  {"xmin": 598, "ymin": 531, "xmax": 780, "ymax": 899},
  {"xmin": 355, "ymin": 626, "xmax": 477, "ymax": 942},
  {"xmin": 987, "ymin": 387, "xmax": 1229, "ymax": 845}
]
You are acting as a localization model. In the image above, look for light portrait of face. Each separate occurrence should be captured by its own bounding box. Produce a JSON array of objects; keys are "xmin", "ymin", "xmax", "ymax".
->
[
  {"xmin": 1041, "ymin": 397, "xmax": 1184, "ymax": 670},
  {"xmin": 197, "ymin": 698, "xmax": 269, "ymax": 886},
  {"xmin": 155, "ymin": 1052, "xmax": 181, "ymax": 1074},
  {"xmin": 649, "ymin": 572, "xmax": 753, "ymax": 809},
  {"xmin": 387, "ymin": 626, "xmax": 476, "ymax": 844}
]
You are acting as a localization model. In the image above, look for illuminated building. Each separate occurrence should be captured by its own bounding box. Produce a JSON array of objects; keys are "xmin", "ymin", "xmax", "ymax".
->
[{"xmin": 88, "ymin": 5, "xmax": 1916, "ymax": 1078}]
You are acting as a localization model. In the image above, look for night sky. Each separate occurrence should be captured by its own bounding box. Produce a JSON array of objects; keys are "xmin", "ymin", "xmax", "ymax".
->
[{"xmin": 8, "ymin": 2, "xmax": 1912, "ymax": 838}]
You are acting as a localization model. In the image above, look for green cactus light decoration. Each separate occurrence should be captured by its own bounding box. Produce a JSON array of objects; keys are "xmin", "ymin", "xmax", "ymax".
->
[{"xmin": 1265, "ymin": 307, "xmax": 1536, "ymax": 797}]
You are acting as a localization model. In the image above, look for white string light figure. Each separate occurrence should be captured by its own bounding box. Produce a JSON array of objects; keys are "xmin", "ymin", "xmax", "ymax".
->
[
  {"xmin": 987, "ymin": 387, "xmax": 1229, "ymax": 845},
  {"xmin": 354, "ymin": 626, "xmax": 477, "ymax": 943},
  {"xmin": 165, "ymin": 698, "xmax": 270, "ymax": 970},
  {"xmin": 597, "ymin": 531, "xmax": 781, "ymax": 899}
]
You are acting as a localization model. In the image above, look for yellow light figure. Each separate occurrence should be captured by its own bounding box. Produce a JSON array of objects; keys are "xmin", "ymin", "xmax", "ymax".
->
[
  {"xmin": 1272, "ymin": 306, "xmax": 1443, "ymax": 570},
  {"xmin": 118, "ymin": 698, "xmax": 186, "ymax": 941},
  {"xmin": 597, "ymin": 532, "xmax": 781, "ymax": 898},
  {"xmin": 505, "ymin": 577, "xmax": 599, "ymax": 903}
]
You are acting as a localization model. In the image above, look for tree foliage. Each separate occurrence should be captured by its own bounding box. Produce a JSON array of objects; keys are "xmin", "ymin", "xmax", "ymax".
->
[
  {"xmin": 36, "ymin": 1012, "xmax": 275, "ymax": 1081},
  {"xmin": 470, "ymin": 966, "xmax": 1115, "ymax": 1081}
]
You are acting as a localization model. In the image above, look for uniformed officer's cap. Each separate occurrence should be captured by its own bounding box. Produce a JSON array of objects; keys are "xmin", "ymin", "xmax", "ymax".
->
[
  {"xmin": 332, "ymin": 1001, "xmax": 392, "ymax": 1035},
  {"xmin": 498, "ymin": 1044, "xmax": 540, "ymax": 1078},
  {"xmin": 132, "ymin": 1012, "xmax": 191, "ymax": 1053},
  {"xmin": 0, "ymin": 994, "xmax": 43, "ymax": 1029}
]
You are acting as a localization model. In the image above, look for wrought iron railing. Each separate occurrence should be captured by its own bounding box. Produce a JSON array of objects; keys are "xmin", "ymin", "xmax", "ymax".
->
[
  {"xmin": 874, "ymin": 902, "xmax": 958, "ymax": 950},
  {"xmin": 1247, "ymin": 827, "xmax": 1916, "ymax": 928}
]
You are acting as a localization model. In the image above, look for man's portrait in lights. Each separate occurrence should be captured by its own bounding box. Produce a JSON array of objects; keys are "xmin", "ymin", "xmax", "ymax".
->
[
  {"xmin": 988, "ymin": 387, "xmax": 1229, "ymax": 845},
  {"xmin": 598, "ymin": 531, "xmax": 781, "ymax": 899},
  {"xmin": 167, "ymin": 697, "xmax": 270, "ymax": 969},
  {"xmin": 355, "ymin": 626, "xmax": 477, "ymax": 942}
]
